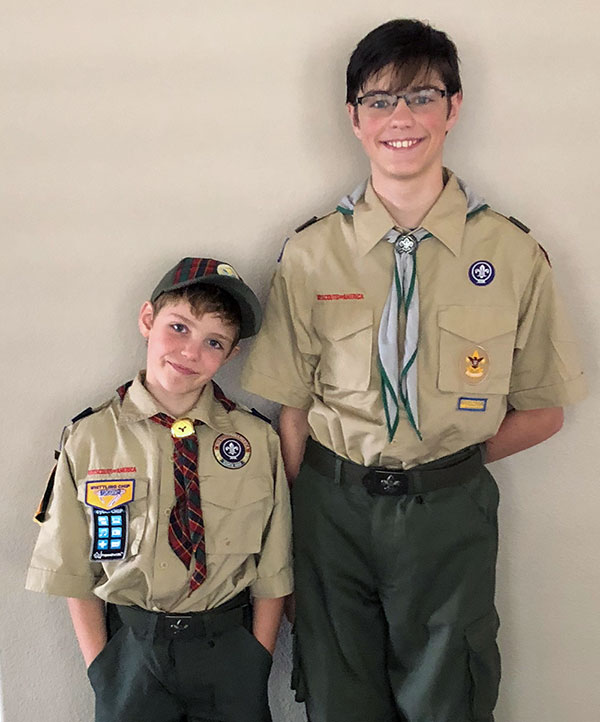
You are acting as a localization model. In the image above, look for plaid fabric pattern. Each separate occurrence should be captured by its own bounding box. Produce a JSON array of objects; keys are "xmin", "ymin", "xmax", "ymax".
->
[
  {"xmin": 116, "ymin": 380, "xmax": 206, "ymax": 593},
  {"xmin": 173, "ymin": 258, "xmax": 219, "ymax": 285},
  {"xmin": 211, "ymin": 380, "xmax": 236, "ymax": 412},
  {"xmin": 150, "ymin": 413, "xmax": 206, "ymax": 593}
]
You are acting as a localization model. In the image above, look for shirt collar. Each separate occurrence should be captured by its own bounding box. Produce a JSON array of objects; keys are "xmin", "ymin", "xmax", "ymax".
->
[
  {"xmin": 352, "ymin": 170, "xmax": 467, "ymax": 258},
  {"xmin": 118, "ymin": 372, "xmax": 235, "ymax": 433}
]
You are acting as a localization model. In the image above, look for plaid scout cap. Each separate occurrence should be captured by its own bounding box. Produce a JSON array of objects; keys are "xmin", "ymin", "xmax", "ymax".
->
[{"xmin": 150, "ymin": 257, "xmax": 262, "ymax": 339}]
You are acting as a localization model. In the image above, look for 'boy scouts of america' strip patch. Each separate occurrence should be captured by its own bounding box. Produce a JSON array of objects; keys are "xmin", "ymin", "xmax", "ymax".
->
[
  {"xmin": 85, "ymin": 479, "xmax": 135, "ymax": 561},
  {"xmin": 316, "ymin": 293, "xmax": 364, "ymax": 301}
]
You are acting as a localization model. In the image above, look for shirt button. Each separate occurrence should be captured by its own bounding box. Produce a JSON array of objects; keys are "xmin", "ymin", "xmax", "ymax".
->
[
  {"xmin": 160, "ymin": 561, "xmax": 168, "ymax": 569},
  {"xmin": 164, "ymin": 508, "xmax": 171, "ymax": 517}
]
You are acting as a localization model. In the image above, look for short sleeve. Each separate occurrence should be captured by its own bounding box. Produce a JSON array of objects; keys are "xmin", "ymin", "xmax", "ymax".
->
[
  {"xmin": 242, "ymin": 254, "xmax": 317, "ymax": 409},
  {"xmin": 26, "ymin": 428, "xmax": 102, "ymax": 598},
  {"xmin": 508, "ymin": 249, "xmax": 587, "ymax": 409}
]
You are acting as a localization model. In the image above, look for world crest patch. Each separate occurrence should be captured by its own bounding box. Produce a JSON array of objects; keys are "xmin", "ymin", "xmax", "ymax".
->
[
  {"xmin": 468, "ymin": 260, "xmax": 495, "ymax": 286},
  {"xmin": 213, "ymin": 433, "xmax": 252, "ymax": 469}
]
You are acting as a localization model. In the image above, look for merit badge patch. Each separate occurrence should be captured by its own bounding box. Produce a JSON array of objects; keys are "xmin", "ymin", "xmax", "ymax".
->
[
  {"xmin": 458, "ymin": 397, "xmax": 488, "ymax": 412},
  {"xmin": 463, "ymin": 347, "xmax": 490, "ymax": 385},
  {"xmin": 85, "ymin": 479, "xmax": 135, "ymax": 510},
  {"xmin": 90, "ymin": 507, "xmax": 128, "ymax": 561},
  {"xmin": 217, "ymin": 263, "xmax": 239, "ymax": 279},
  {"xmin": 213, "ymin": 433, "xmax": 251, "ymax": 469},
  {"xmin": 468, "ymin": 260, "xmax": 495, "ymax": 286}
]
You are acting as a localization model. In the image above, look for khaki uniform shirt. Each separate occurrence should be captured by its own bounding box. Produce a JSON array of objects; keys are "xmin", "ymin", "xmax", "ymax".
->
[
  {"xmin": 242, "ymin": 172, "xmax": 586, "ymax": 469},
  {"xmin": 26, "ymin": 374, "xmax": 293, "ymax": 612}
]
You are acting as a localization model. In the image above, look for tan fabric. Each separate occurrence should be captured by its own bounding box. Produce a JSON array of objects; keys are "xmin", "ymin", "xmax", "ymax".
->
[
  {"xmin": 26, "ymin": 374, "xmax": 293, "ymax": 612},
  {"xmin": 242, "ymin": 172, "xmax": 586, "ymax": 469}
]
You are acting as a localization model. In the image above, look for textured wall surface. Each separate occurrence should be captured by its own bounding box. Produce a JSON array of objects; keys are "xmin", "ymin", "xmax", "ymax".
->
[{"xmin": 1, "ymin": 1, "xmax": 598, "ymax": 721}]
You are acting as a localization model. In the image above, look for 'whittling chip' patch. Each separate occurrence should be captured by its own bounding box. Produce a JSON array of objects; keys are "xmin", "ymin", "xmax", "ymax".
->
[{"xmin": 85, "ymin": 479, "xmax": 135, "ymax": 510}]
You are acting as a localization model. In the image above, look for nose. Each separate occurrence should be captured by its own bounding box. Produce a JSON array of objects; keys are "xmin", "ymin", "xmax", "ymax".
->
[
  {"xmin": 388, "ymin": 98, "xmax": 415, "ymax": 126},
  {"xmin": 180, "ymin": 339, "xmax": 200, "ymax": 361}
]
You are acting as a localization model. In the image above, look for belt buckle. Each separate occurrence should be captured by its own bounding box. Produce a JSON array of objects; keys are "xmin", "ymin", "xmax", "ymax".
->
[
  {"xmin": 165, "ymin": 614, "xmax": 192, "ymax": 637},
  {"xmin": 362, "ymin": 469, "xmax": 409, "ymax": 496}
]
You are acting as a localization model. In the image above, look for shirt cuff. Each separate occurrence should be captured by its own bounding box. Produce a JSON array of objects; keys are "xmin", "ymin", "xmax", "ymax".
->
[
  {"xmin": 25, "ymin": 566, "xmax": 97, "ymax": 598},
  {"xmin": 242, "ymin": 366, "xmax": 312, "ymax": 410},
  {"xmin": 250, "ymin": 569, "xmax": 293, "ymax": 599},
  {"xmin": 508, "ymin": 373, "xmax": 587, "ymax": 410}
]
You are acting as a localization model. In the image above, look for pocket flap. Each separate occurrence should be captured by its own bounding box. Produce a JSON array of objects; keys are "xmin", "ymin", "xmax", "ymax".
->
[
  {"xmin": 201, "ymin": 477, "xmax": 271, "ymax": 510},
  {"xmin": 438, "ymin": 306, "xmax": 517, "ymax": 343},
  {"xmin": 313, "ymin": 304, "xmax": 373, "ymax": 341}
]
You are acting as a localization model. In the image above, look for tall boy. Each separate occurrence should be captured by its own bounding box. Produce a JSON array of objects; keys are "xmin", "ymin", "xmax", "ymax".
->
[
  {"xmin": 27, "ymin": 257, "xmax": 292, "ymax": 722},
  {"xmin": 242, "ymin": 19, "xmax": 586, "ymax": 722}
]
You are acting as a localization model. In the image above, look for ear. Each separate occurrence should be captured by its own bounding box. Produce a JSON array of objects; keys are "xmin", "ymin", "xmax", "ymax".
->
[
  {"xmin": 346, "ymin": 102, "xmax": 362, "ymax": 139},
  {"xmin": 445, "ymin": 91, "xmax": 462, "ymax": 131},
  {"xmin": 138, "ymin": 301, "xmax": 155, "ymax": 340}
]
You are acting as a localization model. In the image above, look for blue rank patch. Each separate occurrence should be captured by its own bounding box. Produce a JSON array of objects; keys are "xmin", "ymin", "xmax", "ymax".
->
[
  {"xmin": 468, "ymin": 260, "xmax": 495, "ymax": 286},
  {"xmin": 90, "ymin": 507, "xmax": 128, "ymax": 561},
  {"xmin": 457, "ymin": 397, "xmax": 488, "ymax": 412}
]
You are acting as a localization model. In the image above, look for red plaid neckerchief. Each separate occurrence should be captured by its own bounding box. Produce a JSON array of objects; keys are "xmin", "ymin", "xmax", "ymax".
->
[
  {"xmin": 117, "ymin": 381, "xmax": 206, "ymax": 593},
  {"xmin": 149, "ymin": 413, "xmax": 206, "ymax": 592}
]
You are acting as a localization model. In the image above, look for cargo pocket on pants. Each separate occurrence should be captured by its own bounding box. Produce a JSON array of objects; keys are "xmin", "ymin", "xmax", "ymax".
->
[
  {"xmin": 465, "ymin": 609, "xmax": 501, "ymax": 720},
  {"xmin": 291, "ymin": 624, "xmax": 307, "ymax": 703}
]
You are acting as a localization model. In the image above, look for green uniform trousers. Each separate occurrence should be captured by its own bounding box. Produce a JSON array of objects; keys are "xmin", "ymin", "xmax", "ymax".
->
[
  {"xmin": 292, "ymin": 440, "xmax": 500, "ymax": 722},
  {"xmin": 87, "ymin": 592, "xmax": 273, "ymax": 722}
]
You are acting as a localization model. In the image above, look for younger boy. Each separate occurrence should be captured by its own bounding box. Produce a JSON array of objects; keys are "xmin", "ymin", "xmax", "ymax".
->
[{"xmin": 27, "ymin": 257, "xmax": 292, "ymax": 722}]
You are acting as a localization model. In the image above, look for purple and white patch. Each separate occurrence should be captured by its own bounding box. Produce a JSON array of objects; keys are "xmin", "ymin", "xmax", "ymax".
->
[{"xmin": 468, "ymin": 260, "xmax": 495, "ymax": 286}]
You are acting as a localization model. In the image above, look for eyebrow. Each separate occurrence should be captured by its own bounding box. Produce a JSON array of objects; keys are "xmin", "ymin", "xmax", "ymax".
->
[{"xmin": 167, "ymin": 313, "xmax": 236, "ymax": 343}]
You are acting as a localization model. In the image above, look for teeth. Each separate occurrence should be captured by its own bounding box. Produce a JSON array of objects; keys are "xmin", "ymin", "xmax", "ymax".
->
[{"xmin": 385, "ymin": 139, "xmax": 418, "ymax": 148}]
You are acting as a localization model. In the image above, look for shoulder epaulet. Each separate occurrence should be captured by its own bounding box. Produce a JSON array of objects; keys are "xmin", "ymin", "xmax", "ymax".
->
[
  {"xmin": 71, "ymin": 407, "xmax": 94, "ymax": 424},
  {"xmin": 507, "ymin": 216, "xmax": 530, "ymax": 234},
  {"xmin": 250, "ymin": 407, "xmax": 272, "ymax": 425},
  {"xmin": 69, "ymin": 398, "xmax": 112, "ymax": 426},
  {"xmin": 295, "ymin": 216, "xmax": 319, "ymax": 233}
]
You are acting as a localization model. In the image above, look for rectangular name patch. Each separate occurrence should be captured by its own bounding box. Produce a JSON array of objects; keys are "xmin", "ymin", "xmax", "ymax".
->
[
  {"xmin": 85, "ymin": 479, "xmax": 135, "ymax": 510},
  {"xmin": 457, "ymin": 397, "xmax": 488, "ymax": 412}
]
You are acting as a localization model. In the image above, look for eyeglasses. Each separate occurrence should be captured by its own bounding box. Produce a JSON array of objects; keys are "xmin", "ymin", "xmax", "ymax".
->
[{"xmin": 354, "ymin": 87, "xmax": 447, "ymax": 116}]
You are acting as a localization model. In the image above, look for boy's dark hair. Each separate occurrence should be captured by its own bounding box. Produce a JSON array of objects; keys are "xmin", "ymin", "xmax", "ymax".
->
[
  {"xmin": 346, "ymin": 19, "xmax": 461, "ymax": 105},
  {"xmin": 152, "ymin": 284, "xmax": 242, "ymax": 345}
]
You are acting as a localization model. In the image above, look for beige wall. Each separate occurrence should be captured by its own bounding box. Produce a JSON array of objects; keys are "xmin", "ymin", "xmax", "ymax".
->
[{"xmin": 2, "ymin": 1, "xmax": 599, "ymax": 720}]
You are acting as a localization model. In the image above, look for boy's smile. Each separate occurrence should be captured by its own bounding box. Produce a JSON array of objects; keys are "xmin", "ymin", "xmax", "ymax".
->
[{"xmin": 138, "ymin": 299, "xmax": 239, "ymax": 417}]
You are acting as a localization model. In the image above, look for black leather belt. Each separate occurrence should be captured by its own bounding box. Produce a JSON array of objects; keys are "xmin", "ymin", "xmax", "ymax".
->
[
  {"xmin": 113, "ymin": 589, "xmax": 250, "ymax": 640},
  {"xmin": 303, "ymin": 438, "xmax": 484, "ymax": 497}
]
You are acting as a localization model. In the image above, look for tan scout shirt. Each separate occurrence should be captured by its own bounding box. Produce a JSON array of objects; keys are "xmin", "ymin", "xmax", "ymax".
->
[
  {"xmin": 26, "ymin": 374, "xmax": 293, "ymax": 612},
  {"xmin": 242, "ymin": 172, "xmax": 586, "ymax": 469}
]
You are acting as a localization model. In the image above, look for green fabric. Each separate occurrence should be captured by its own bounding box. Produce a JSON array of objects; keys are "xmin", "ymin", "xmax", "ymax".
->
[
  {"xmin": 292, "ymin": 445, "xmax": 500, "ymax": 722},
  {"xmin": 88, "ymin": 608, "xmax": 272, "ymax": 722}
]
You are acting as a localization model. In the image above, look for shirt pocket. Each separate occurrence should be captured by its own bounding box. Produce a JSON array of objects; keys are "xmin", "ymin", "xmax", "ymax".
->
[
  {"xmin": 201, "ymin": 477, "xmax": 271, "ymax": 555},
  {"xmin": 77, "ymin": 477, "xmax": 149, "ymax": 557},
  {"xmin": 438, "ymin": 306, "xmax": 518, "ymax": 394},
  {"xmin": 313, "ymin": 305, "xmax": 373, "ymax": 391}
]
